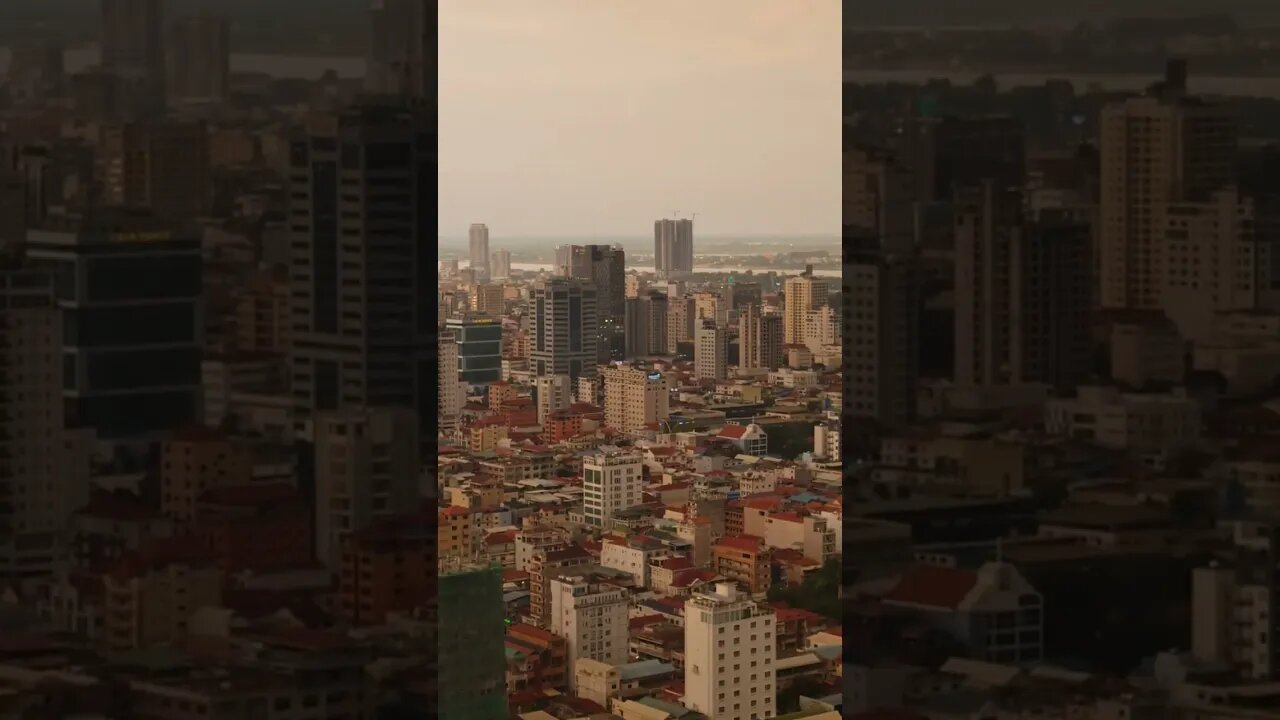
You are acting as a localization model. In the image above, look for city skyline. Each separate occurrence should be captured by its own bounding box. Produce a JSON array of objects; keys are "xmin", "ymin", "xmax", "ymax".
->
[{"xmin": 438, "ymin": 0, "xmax": 840, "ymax": 237}]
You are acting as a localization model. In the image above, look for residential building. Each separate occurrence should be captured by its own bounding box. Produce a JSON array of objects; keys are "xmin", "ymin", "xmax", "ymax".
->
[
  {"xmin": 583, "ymin": 450, "xmax": 644, "ymax": 528},
  {"xmin": 602, "ymin": 365, "xmax": 670, "ymax": 433},
  {"xmin": 683, "ymin": 582, "xmax": 778, "ymax": 720},
  {"xmin": 548, "ymin": 571, "xmax": 630, "ymax": 689}
]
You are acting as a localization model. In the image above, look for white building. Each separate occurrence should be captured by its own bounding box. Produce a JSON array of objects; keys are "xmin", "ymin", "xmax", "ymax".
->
[
  {"xmin": 548, "ymin": 572, "xmax": 630, "ymax": 690},
  {"xmin": 683, "ymin": 582, "xmax": 777, "ymax": 720},
  {"xmin": 1044, "ymin": 385, "xmax": 1201, "ymax": 453},
  {"xmin": 582, "ymin": 450, "xmax": 644, "ymax": 528}
]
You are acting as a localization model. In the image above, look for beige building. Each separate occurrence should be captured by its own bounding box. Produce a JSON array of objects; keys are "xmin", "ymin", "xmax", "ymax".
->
[
  {"xmin": 534, "ymin": 374, "xmax": 572, "ymax": 425},
  {"xmin": 549, "ymin": 572, "xmax": 630, "ymax": 689},
  {"xmin": 1098, "ymin": 79, "xmax": 1236, "ymax": 310},
  {"xmin": 439, "ymin": 331, "xmax": 463, "ymax": 433},
  {"xmin": 602, "ymin": 365, "xmax": 669, "ymax": 433},
  {"xmin": 1045, "ymin": 385, "xmax": 1200, "ymax": 453},
  {"xmin": 1108, "ymin": 313, "xmax": 1185, "ymax": 388},
  {"xmin": 844, "ymin": 145, "xmax": 916, "ymax": 252},
  {"xmin": 666, "ymin": 294, "xmax": 696, "ymax": 353},
  {"xmin": 844, "ymin": 241, "xmax": 918, "ymax": 428},
  {"xmin": 783, "ymin": 270, "xmax": 830, "ymax": 346},
  {"xmin": 470, "ymin": 282, "xmax": 505, "ymax": 317},
  {"xmin": 695, "ymin": 320, "xmax": 726, "ymax": 381},
  {"xmin": 103, "ymin": 547, "xmax": 222, "ymax": 652},
  {"xmin": 739, "ymin": 304, "xmax": 783, "ymax": 371},
  {"xmin": 232, "ymin": 267, "xmax": 289, "ymax": 355},
  {"xmin": 101, "ymin": 121, "xmax": 211, "ymax": 220},
  {"xmin": 683, "ymin": 582, "xmax": 777, "ymax": 720},
  {"xmin": 1192, "ymin": 527, "xmax": 1277, "ymax": 679},
  {"xmin": 313, "ymin": 407, "xmax": 420, "ymax": 569},
  {"xmin": 161, "ymin": 427, "xmax": 251, "ymax": 526}
]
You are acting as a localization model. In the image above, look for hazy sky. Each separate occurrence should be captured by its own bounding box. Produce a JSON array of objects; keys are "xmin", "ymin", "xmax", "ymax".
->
[{"xmin": 438, "ymin": 0, "xmax": 840, "ymax": 238}]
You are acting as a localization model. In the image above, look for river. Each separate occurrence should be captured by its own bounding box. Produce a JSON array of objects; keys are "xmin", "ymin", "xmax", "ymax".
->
[
  {"xmin": 508, "ymin": 262, "xmax": 841, "ymax": 278},
  {"xmin": 844, "ymin": 68, "xmax": 1280, "ymax": 98},
  {"xmin": 0, "ymin": 46, "xmax": 365, "ymax": 79}
]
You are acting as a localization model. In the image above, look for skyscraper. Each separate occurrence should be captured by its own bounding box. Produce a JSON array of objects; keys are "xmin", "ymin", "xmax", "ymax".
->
[
  {"xmin": 953, "ymin": 182, "xmax": 1021, "ymax": 388},
  {"xmin": 0, "ymin": 270, "xmax": 92, "ymax": 577},
  {"xmin": 166, "ymin": 12, "xmax": 230, "ymax": 102},
  {"xmin": 695, "ymin": 320, "xmax": 727, "ymax": 380},
  {"xmin": 530, "ymin": 278, "xmax": 598, "ymax": 385},
  {"xmin": 288, "ymin": 104, "xmax": 434, "ymax": 432},
  {"xmin": 468, "ymin": 223, "xmax": 490, "ymax": 280},
  {"xmin": 783, "ymin": 268, "xmax": 831, "ymax": 345},
  {"xmin": 624, "ymin": 291, "xmax": 667, "ymax": 358},
  {"xmin": 491, "ymin": 249, "xmax": 512, "ymax": 280},
  {"xmin": 683, "ymin": 583, "xmax": 777, "ymax": 720},
  {"xmin": 740, "ymin": 303, "xmax": 783, "ymax": 370},
  {"xmin": 26, "ymin": 210, "xmax": 202, "ymax": 440},
  {"xmin": 101, "ymin": 0, "xmax": 166, "ymax": 114},
  {"xmin": 558, "ymin": 244, "xmax": 626, "ymax": 360},
  {"xmin": 365, "ymin": 0, "xmax": 431, "ymax": 99},
  {"xmin": 1099, "ymin": 63, "xmax": 1236, "ymax": 310},
  {"xmin": 654, "ymin": 218, "xmax": 694, "ymax": 275},
  {"xmin": 845, "ymin": 233, "xmax": 920, "ymax": 429}
]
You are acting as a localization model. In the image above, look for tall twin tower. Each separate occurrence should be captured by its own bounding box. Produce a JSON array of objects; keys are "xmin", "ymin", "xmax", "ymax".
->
[{"xmin": 654, "ymin": 217, "xmax": 694, "ymax": 275}]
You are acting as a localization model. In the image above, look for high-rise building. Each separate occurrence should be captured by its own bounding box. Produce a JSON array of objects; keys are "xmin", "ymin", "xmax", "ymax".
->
[
  {"xmin": 469, "ymin": 223, "xmax": 491, "ymax": 280},
  {"xmin": 530, "ymin": 278, "xmax": 598, "ymax": 385},
  {"xmin": 654, "ymin": 218, "xmax": 694, "ymax": 275},
  {"xmin": 845, "ymin": 235, "xmax": 919, "ymax": 429},
  {"xmin": 602, "ymin": 365, "xmax": 669, "ymax": 433},
  {"xmin": 802, "ymin": 304, "xmax": 841, "ymax": 352},
  {"xmin": 0, "ymin": 270, "xmax": 93, "ymax": 578},
  {"xmin": 231, "ymin": 267, "xmax": 290, "ymax": 355},
  {"xmin": 314, "ymin": 407, "xmax": 420, "ymax": 569},
  {"xmin": 683, "ymin": 582, "xmax": 777, "ymax": 720},
  {"xmin": 739, "ymin": 304, "xmax": 783, "ymax": 370},
  {"xmin": 582, "ymin": 450, "xmax": 644, "ymax": 528},
  {"xmin": 695, "ymin": 320, "xmax": 727, "ymax": 380},
  {"xmin": 439, "ymin": 565, "xmax": 509, "ymax": 720},
  {"xmin": 953, "ymin": 182, "xmax": 1021, "ymax": 388},
  {"xmin": 439, "ymin": 331, "xmax": 464, "ymax": 433},
  {"xmin": 26, "ymin": 210, "xmax": 202, "ymax": 440},
  {"xmin": 101, "ymin": 0, "xmax": 166, "ymax": 113},
  {"xmin": 365, "ymin": 0, "xmax": 431, "ymax": 99},
  {"xmin": 100, "ymin": 122, "xmax": 211, "ymax": 220},
  {"xmin": 666, "ymin": 293, "xmax": 697, "ymax": 354},
  {"xmin": 534, "ymin": 374, "xmax": 572, "ymax": 425},
  {"xmin": 288, "ymin": 104, "xmax": 434, "ymax": 431},
  {"xmin": 558, "ymin": 244, "xmax": 626, "ymax": 361},
  {"xmin": 548, "ymin": 571, "xmax": 630, "ymax": 689},
  {"xmin": 491, "ymin": 249, "xmax": 512, "ymax": 280},
  {"xmin": 783, "ymin": 268, "xmax": 831, "ymax": 345},
  {"xmin": 624, "ymin": 291, "xmax": 667, "ymax": 358},
  {"xmin": 845, "ymin": 144, "xmax": 917, "ymax": 252},
  {"xmin": 445, "ymin": 316, "xmax": 502, "ymax": 386},
  {"xmin": 470, "ymin": 283, "xmax": 505, "ymax": 318},
  {"xmin": 165, "ymin": 12, "xmax": 230, "ymax": 102},
  {"xmin": 1099, "ymin": 64, "xmax": 1236, "ymax": 310},
  {"xmin": 1011, "ymin": 209, "xmax": 1094, "ymax": 390}
]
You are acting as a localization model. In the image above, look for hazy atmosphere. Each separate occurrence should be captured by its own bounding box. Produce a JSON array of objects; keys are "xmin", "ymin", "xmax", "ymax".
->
[{"xmin": 437, "ymin": 0, "xmax": 841, "ymax": 238}]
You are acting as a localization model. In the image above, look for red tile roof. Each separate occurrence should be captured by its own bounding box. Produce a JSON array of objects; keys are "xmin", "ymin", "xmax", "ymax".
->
[
  {"xmin": 883, "ymin": 565, "xmax": 979, "ymax": 611},
  {"xmin": 716, "ymin": 534, "xmax": 766, "ymax": 553}
]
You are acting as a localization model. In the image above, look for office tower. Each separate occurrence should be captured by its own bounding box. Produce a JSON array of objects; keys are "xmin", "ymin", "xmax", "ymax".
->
[
  {"xmin": 1011, "ymin": 209, "xmax": 1094, "ymax": 391},
  {"xmin": 582, "ymin": 450, "xmax": 644, "ymax": 527},
  {"xmin": 559, "ymin": 244, "xmax": 626, "ymax": 361},
  {"xmin": 695, "ymin": 320, "xmax": 727, "ymax": 380},
  {"xmin": 953, "ymin": 182, "xmax": 1022, "ymax": 387},
  {"xmin": 739, "ymin": 304, "xmax": 783, "ymax": 370},
  {"xmin": 366, "ymin": 0, "xmax": 431, "ymax": 99},
  {"xmin": 666, "ymin": 293, "xmax": 697, "ymax": 354},
  {"xmin": 845, "ymin": 144, "xmax": 917, "ymax": 252},
  {"xmin": 783, "ymin": 268, "xmax": 831, "ymax": 345},
  {"xmin": 26, "ymin": 210, "xmax": 201, "ymax": 440},
  {"xmin": 0, "ymin": 271, "xmax": 92, "ymax": 578},
  {"xmin": 602, "ymin": 365, "xmax": 670, "ymax": 433},
  {"xmin": 654, "ymin": 218, "xmax": 694, "ymax": 274},
  {"xmin": 439, "ymin": 331, "xmax": 463, "ymax": 433},
  {"xmin": 439, "ymin": 565, "xmax": 509, "ymax": 720},
  {"xmin": 548, "ymin": 572, "xmax": 630, "ymax": 688},
  {"xmin": 724, "ymin": 279, "xmax": 762, "ymax": 310},
  {"xmin": 166, "ymin": 12, "xmax": 230, "ymax": 102},
  {"xmin": 534, "ymin": 374, "xmax": 572, "ymax": 425},
  {"xmin": 491, "ymin": 249, "xmax": 512, "ymax": 280},
  {"xmin": 845, "ymin": 234, "xmax": 919, "ymax": 429},
  {"xmin": 1099, "ymin": 64, "xmax": 1236, "ymax": 310},
  {"xmin": 101, "ymin": 0, "xmax": 166, "ymax": 113},
  {"xmin": 445, "ymin": 316, "xmax": 502, "ymax": 385},
  {"xmin": 683, "ymin": 583, "xmax": 777, "ymax": 720},
  {"xmin": 314, "ymin": 407, "xmax": 419, "ymax": 569},
  {"xmin": 288, "ymin": 104, "xmax": 434, "ymax": 429},
  {"xmin": 530, "ymin": 278, "xmax": 598, "ymax": 385},
  {"xmin": 469, "ymin": 223, "xmax": 490, "ymax": 280},
  {"xmin": 100, "ymin": 122, "xmax": 211, "ymax": 220},
  {"xmin": 624, "ymin": 291, "xmax": 667, "ymax": 358}
]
